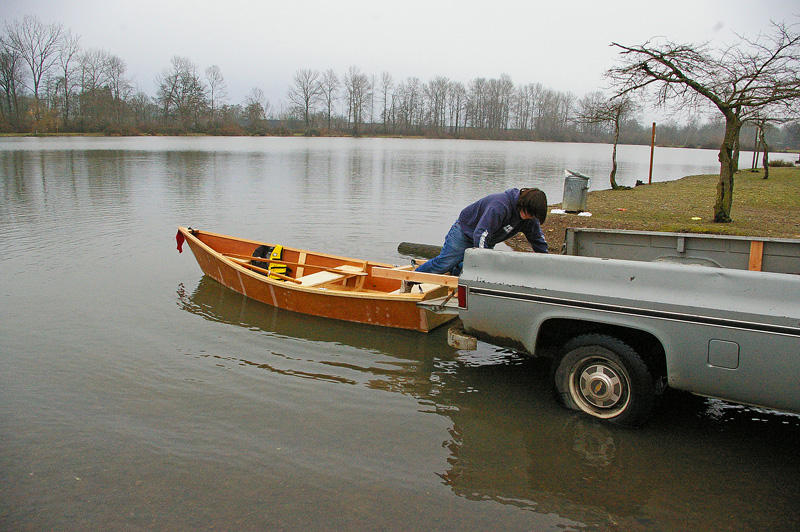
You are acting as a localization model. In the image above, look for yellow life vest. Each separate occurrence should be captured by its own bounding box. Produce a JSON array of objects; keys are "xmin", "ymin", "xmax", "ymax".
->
[{"xmin": 268, "ymin": 245, "xmax": 288, "ymax": 279}]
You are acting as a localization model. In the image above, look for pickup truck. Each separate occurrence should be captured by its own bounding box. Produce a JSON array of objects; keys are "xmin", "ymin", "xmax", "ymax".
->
[{"xmin": 431, "ymin": 229, "xmax": 800, "ymax": 426}]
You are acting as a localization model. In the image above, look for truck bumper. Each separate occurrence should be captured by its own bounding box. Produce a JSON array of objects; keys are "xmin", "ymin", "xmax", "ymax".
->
[{"xmin": 447, "ymin": 325, "xmax": 478, "ymax": 350}]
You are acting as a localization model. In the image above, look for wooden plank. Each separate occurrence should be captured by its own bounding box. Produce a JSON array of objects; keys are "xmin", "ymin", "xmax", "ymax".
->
[
  {"xmin": 296, "ymin": 266, "xmax": 366, "ymax": 287},
  {"xmin": 296, "ymin": 251, "xmax": 307, "ymax": 277},
  {"xmin": 354, "ymin": 274, "xmax": 366, "ymax": 289},
  {"xmin": 336, "ymin": 264, "xmax": 367, "ymax": 288},
  {"xmin": 297, "ymin": 271, "xmax": 345, "ymax": 287},
  {"xmin": 371, "ymin": 267, "xmax": 458, "ymax": 288},
  {"xmin": 334, "ymin": 264, "xmax": 366, "ymax": 274},
  {"xmin": 748, "ymin": 240, "xmax": 764, "ymax": 271}
]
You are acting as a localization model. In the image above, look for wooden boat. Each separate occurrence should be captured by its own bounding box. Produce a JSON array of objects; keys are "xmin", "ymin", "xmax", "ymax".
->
[{"xmin": 176, "ymin": 227, "xmax": 458, "ymax": 332}]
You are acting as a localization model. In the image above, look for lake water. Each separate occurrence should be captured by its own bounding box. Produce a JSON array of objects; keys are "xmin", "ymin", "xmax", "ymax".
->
[{"xmin": 1, "ymin": 136, "xmax": 798, "ymax": 530}]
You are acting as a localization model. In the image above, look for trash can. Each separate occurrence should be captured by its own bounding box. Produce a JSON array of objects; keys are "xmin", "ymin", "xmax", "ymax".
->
[{"xmin": 562, "ymin": 170, "xmax": 590, "ymax": 213}]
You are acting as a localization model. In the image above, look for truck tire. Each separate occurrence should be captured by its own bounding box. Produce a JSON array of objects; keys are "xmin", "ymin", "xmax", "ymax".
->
[{"xmin": 554, "ymin": 334, "xmax": 655, "ymax": 426}]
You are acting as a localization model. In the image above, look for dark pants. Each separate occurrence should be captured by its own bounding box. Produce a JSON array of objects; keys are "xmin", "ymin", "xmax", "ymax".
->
[{"xmin": 415, "ymin": 221, "xmax": 474, "ymax": 276}]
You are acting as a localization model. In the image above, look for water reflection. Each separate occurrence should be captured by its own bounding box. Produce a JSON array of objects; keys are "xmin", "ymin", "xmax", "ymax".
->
[
  {"xmin": 176, "ymin": 276, "xmax": 442, "ymax": 356},
  {"xmin": 177, "ymin": 275, "xmax": 800, "ymax": 530}
]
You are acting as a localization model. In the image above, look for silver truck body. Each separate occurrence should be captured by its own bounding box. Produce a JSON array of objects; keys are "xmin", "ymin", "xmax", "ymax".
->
[
  {"xmin": 564, "ymin": 228, "xmax": 800, "ymax": 273},
  {"xmin": 458, "ymin": 248, "xmax": 800, "ymax": 415}
]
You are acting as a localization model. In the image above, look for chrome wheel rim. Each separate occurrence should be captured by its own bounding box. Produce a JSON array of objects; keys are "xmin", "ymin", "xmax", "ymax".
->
[{"xmin": 569, "ymin": 357, "xmax": 631, "ymax": 418}]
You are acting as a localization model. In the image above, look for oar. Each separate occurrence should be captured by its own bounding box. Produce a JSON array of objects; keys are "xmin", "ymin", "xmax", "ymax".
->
[
  {"xmin": 223, "ymin": 253, "xmax": 367, "ymax": 275},
  {"xmin": 227, "ymin": 256, "xmax": 302, "ymax": 284}
]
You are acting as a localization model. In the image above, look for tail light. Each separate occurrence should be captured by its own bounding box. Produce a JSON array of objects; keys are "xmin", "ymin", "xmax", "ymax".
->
[{"xmin": 457, "ymin": 285, "xmax": 467, "ymax": 309}]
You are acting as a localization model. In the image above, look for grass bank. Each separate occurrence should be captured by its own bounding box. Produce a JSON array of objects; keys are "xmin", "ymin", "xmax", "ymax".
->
[{"xmin": 510, "ymin": 166, "xmax": 800, "ymax": 253}]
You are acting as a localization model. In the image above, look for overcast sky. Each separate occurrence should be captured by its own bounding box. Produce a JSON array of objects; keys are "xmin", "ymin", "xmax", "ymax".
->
[{"xmin": 2, "ymin": 0, "xmax": 798, "ymax": 119}]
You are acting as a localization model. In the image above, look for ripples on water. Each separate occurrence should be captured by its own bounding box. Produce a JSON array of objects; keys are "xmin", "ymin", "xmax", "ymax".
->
[{"xmin": 1, "ymin": 137, "xmax": 798, "ymax": 530}]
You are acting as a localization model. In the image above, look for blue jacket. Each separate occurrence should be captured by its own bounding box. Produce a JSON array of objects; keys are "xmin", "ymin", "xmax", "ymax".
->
[{"xmin": 457, "ymin": 188, "xmax": 548, "ymax": 253}]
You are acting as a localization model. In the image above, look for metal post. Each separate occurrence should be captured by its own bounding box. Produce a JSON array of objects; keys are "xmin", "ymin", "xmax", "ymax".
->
[{"xmin": 648, "ymin": 122, "xmax": 656, "ymax": 184}]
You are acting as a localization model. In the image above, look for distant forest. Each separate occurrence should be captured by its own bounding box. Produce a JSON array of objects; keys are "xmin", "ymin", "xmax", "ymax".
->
[{"xmin": 2, "ymin": 15, "xmax": 799, "ymax": 151}]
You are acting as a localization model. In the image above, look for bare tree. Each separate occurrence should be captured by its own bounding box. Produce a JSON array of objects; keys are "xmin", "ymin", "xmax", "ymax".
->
[
  {"xmin": 344, "ymin": 66, "xmax": 370, "ymax": 136},
  {"xmin": 244, "ymin": 87, "xmax": 270, "ymax": 131},
  {"xmin": 464, "ymin": 74, "xmax": 519, "ymax": 134},
  {"xmin": 492, "ymin": 74, "xmax": 515, "ymax": 130},
  {"xmin": 287, "ymin": 68, "xmax": 322, "ymax": 134},
  {"xmin": 106, "ymin": 54, "xmax": 131, "ymax": 124},
  {"xmin": 5, "ymin": 16, "xmax": 64, "ymax": 120},
  {"xmin": 129, "ymin": 91, "xmax": 155, "ymax": 126},
  {"xmin": 514, "ymin": 83, "xmax": 538, "ymax": 133},
  {"xmin": 757, "ymin": 118, "xmax": 771, "ymax": 180},
  {"xmin": 156, "ymin": 56, "xmax": 207, "ymax": 129},
  {"xmin": 395, "ymin": 76, "xmax": 420, "ymax": 132},
  {"xmin": 379, "ymin": 71, "xmax": 393, "ymax": 132},
  {"xmin": 78, "ymin": 48, "xmax": 111, "ymax": 91},
  {"xmin": 577, "ymin": 92, "xmax": 637, "ymax": 189},
  {"xmin": 448, "ymin": 81, "xmax": 466, "ymax": 136},
  {"xmin": 466, "ymin": 77, "xmax": 486, "ymax": 128},
  {"xmin": 77, "ymin": 48, "xmax": 115, "ymax": 128},
  {"xmin": 320, "ymin": 68, "xmax": 339, "ymax": 131},
  {"xmin": 608, "ymin": 22, "xmax": 800, "ymax": 222},
  {"xmin": 533, "ymin": 87, "xmax": 566, "ymax": 138},
  {"xmin": 752, "ymin": 116, "xmax": 787, "ymax": 180},
  {"xmin": 576, "ymin": 92, "xmax": 606, "ymax": 137},
  {"xmin": 0, "ymin": 37, "xmax": 24, "ymax": 127},
  {"xmin": 57, "ymin": 30, "xmax": 80, "ymax": 124},
  {"xmin": 424, "ymin": 76, "xmax": 449, "ymax": 132},
  {"xmin": 368, "ymin": 73, "xmax": 377, "ymax": 127},
  {"xmin": 205, "ymin": 65, "xmax": 227, "ymax": 122}
]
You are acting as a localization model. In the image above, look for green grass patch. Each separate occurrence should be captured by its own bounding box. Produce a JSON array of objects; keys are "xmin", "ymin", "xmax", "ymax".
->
[
  {"xmin": 582, "ymin": 167, "xmax": 800, "ymax": 238},
  {"xmin": 534, "ymin": 166, "xmax": 800, "ymax": 252}
]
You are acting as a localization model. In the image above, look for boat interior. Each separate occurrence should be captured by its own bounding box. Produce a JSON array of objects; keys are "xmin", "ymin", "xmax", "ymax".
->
[{"xmin": 188, "ymin": 228, "xmax": 454, "ymax": 299}]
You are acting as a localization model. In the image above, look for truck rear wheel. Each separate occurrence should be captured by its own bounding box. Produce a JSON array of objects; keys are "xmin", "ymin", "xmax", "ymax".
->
[{"xmin": 554, "ymin": 334, "xmax": 655, "ymax": 426}]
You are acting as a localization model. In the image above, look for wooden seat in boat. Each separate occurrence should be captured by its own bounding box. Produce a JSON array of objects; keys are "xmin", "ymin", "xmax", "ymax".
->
[
  {"xmin": 296, "ymin": 270, "xmax": 345, "ymax": 287},
  {"xmin": 296, "ymin": 264, "xmax": 366, "ymax": 287}
]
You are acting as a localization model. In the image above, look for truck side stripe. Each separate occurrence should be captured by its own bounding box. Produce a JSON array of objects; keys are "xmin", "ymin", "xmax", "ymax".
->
[{"xmin": 468, "ymin": 286, "xmax": 800, "ymax": 337}]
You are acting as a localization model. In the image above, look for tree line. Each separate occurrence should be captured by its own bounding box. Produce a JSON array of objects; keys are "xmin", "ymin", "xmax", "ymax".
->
[{"xmin": 1, "ymin": 14, "xmax": 799, "ymax": 153}]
